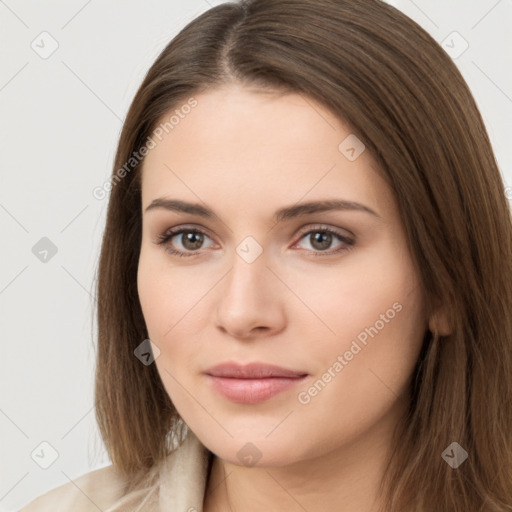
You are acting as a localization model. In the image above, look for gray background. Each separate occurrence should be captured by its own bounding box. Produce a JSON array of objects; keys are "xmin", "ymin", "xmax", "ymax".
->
[{"xmin": 1, "ymin": 1, "xmax": 511, "ymax": 510}]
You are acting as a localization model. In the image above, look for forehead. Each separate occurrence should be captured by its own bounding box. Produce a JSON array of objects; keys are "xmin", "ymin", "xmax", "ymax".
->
[{"xmin": 140, "ymin": 84, "xmax": 393, "ymax": 221}]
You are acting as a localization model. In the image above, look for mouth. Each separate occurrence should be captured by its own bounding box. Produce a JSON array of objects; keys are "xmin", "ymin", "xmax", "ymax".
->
[{"xmin": 205, "ymin": 361, "xmax": 309, "ymax": 404}]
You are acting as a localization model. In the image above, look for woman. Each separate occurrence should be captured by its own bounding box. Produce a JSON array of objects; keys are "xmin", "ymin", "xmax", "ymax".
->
[{"xmin": 20, "ymin": 0, "xmax": 512, "ymax": 510}]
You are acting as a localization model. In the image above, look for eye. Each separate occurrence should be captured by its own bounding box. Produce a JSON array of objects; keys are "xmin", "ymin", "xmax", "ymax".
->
[
  {"xmin": 154, "ymin": 224, "xmax": 355, "ymax": 258},
  {"xmin": 155, "ymin": 226, "xmax": 215, "ymax": 257},
  {"xmin": 292, "ymin": 225, "xmax": 354, "ymax": 256}
]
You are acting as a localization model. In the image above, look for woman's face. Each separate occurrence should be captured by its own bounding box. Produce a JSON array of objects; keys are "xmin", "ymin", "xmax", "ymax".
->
[{"xmin": 137, "ymin": 83, "xmax": 428, "ymax": 466}]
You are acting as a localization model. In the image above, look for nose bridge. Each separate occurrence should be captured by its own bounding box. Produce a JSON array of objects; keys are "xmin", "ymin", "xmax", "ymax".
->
[
  {"xmin": 223, "ymin": 242, "xmax": 271, "ymax": 304},
  {"xmin": 215, "ymin": 239, "xmax": 284, "ymax": 337}
]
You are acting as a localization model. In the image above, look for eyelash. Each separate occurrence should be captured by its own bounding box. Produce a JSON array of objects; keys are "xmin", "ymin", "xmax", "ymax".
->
[{"xmin": 155, "ymin": 224, "xmax": 355, "ymax": 259}]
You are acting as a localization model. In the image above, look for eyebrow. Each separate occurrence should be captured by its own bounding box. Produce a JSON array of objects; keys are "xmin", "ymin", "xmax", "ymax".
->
[{"xmin": 144, "ymin": 198, "xmax": 382, "ymax": 222}]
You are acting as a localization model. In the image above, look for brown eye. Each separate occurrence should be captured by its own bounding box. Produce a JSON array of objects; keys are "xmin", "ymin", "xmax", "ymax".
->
[
  {"xmin": 293, "ymin": 226, "xmax": 355, "ymax": 256},
  {"xmin": 155, "ymin": 226, "xmax": 215, "ymax": 257},
  {"xmin": 309, "ymin": 231, "xmax": 333, "ymax": 251},
  {"xmin": 178, "ymin": 230, "xmax": 205, "ymax": 250}
]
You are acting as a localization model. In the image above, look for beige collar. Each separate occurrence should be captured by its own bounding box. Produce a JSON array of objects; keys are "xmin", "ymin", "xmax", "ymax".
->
[{"xmin": 158, "ymin": 429, "xmax": 213, "ymax": 511}]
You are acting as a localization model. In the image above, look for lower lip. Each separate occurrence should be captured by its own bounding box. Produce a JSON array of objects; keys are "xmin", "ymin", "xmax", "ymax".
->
[{"xmin": 206, "ymin": 375, "xmax": 308, "ymax": 404}]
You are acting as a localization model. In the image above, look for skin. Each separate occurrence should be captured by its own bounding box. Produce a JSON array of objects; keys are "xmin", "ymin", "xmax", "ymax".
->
[{"xmin": 137, "ymin": 83, "xmax": 443, "ymax": 511}]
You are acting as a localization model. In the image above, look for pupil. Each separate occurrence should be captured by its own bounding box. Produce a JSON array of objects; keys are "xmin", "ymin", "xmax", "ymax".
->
[{"xmin": 311, "ymin": 231, "xmax": 332, "ymax": 250}]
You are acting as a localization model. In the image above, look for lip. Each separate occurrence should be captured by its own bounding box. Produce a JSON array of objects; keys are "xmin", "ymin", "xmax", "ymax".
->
[
  {"xmin": 205, "ymin": 362, "xmax": 308, "ymax": 404},
  {"xmin": 205, "ymin": 361, "xmax": 308, "ymax": 379}
]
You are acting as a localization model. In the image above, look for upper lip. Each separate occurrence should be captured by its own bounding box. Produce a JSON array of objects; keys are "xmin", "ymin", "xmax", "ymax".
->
[{"xmin": 205, "ymin": 362, "xmax": 308, "ymax": 379}]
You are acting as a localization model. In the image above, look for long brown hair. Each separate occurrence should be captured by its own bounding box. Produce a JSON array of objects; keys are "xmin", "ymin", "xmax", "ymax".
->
[{"xmin": 93, "ymin": 0, "xmax": 512, "ymax": 509}]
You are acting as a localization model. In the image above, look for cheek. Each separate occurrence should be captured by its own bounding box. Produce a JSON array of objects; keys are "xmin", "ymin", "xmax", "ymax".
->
[
  {"xmin": 137, "ymin": 251, "xmax": 206, "ymax": 340},
  {"xmin": 137, "ymin": 252, "xmax": 216, "ymax": 393},
  {"xmin": 137, "ymin": 257, "xmax": 200, "ymax": 403},
  {"xmin": 137, "ymin": 256, "xmax": 167, "ymax": 339},
  {"xmin": 291, "ymin": 242, "xmax": 426, "ymax": 383},
  {"xmin": 292, "ymin": 275, "xmax": 425, "ymax": 450},
  {"xmin": 280, "ymin": 244, "xmax": 421, "ymax": 341},
  {"xmin": 321, "ymin": 280, "xmax": 424, "ymax": 399}
]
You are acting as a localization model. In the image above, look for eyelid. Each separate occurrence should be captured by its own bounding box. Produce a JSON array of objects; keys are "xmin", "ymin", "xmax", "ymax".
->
[
  {"xmin": 156, "ymin": 223, "xmax": 214, "ymax": 240},
  {"xmin": 293, "ymin": 223, "xmax": 354, "ymax": 240}
]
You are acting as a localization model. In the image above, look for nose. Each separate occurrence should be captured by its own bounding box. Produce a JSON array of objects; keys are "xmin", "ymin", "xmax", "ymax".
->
[{"xmin": 214, "ymin": 248, "xmax": 286, "ymax": 340}]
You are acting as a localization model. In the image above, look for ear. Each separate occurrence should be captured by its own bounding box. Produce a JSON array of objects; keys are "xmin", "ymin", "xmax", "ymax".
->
[{"xmin": 428, "ymin": 306, "xmax": 452, "ymax": 336}]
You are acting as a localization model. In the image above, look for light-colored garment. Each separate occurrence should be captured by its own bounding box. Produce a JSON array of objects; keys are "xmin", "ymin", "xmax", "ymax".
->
[{"xmin": 19, "ymin": 430, "xmax": 212, "ymax": 511}]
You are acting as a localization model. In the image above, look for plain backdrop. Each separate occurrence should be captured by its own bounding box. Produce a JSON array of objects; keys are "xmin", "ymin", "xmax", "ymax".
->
[{"xmin": 1, "ymin": 1, "xmax": 511, "ymax": 510}]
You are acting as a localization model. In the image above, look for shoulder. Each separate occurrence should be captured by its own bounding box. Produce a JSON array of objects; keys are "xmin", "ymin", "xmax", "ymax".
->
[
  {"xmin": 18, "ymin": 429, "xmax": 212, "ymax": 512},
  {"xmin": 18, "ymin": 463, "xmax": 158, "ymax": 512}
]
